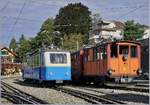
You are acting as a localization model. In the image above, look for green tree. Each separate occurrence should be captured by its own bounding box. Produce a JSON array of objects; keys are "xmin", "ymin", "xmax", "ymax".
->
[
  {"xmin": 54, "ymin": 3, "xmax": 92, "ymax": 36},
  {"xmin": 33, "ymin": 18, "xmax": 57, "ymax": 48},
  {"xmin": 123, "ymin": 20, "xmax": 144, "ymax": 40},
  {"xmin": 16, "ymin": 36, "xmax": 31, "ymax": 62},
  {"xmin": 62, "ymin": 33, "xmax": 85, "ymax": 51},
  {"xmin": 19, "ymin": 34, "xmax": 25, "ymax": 43},
  {"xmin": 39, "ymin": 18, "xmax": 54, "ymax": 33},
  {"xmin": 9, "ymin": 38, "xmax": 17, "ymax": 51}
]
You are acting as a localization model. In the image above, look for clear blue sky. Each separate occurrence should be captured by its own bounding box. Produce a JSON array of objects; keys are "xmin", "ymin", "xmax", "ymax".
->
[{"xmin": 0, "ymin": 0, "xmax": 149, "ymax": 46}]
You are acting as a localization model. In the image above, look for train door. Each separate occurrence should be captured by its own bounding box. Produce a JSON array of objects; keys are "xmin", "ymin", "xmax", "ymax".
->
[
  {"xmin": 118, "ymin": 45, "xmax": 130, "ymax": 76},
  {"xmin": 130, "ymin": 45, "xmax": 139, "ymax": 76},
  {"xmin": 79, "ymin": 50, "xmax": 84, "ymax": 76},
  {"xmin": 110, "ymin": 44, "xmax": 119, "ymax": 76},
  {"xmin": 76, "ymin": 52, "xmax": 82, "ymax": 77},
  {"xmin": 93, "ymin": 47, "xmax": 100, "ymax": 76},
  {"xmin": 40, "ymin": 52, "xmax": 45, "ymax": 81},
  {"xmin": 83, "ymin": 49, "xmax": 93, "ymax": 75},
  {"xmin": 99, "ymin": 46, "xmax": 104, "ymax": 75},
  {"xmin": 103, "ymin": 46, "xmax": 107, "ymax": 74}
]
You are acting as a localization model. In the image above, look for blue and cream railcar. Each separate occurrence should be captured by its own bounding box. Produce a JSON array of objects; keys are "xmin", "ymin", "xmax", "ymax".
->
[{"xmin": 22, "ymin": 50, "xmax": 71, "ymax": 83}]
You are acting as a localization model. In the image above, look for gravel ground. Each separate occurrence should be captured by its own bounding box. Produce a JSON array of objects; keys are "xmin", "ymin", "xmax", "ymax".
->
[
  {"xmin": 1, "ymin": 75, "xmax": 149, "ymax": 104},
  {"xmin": 2, "ymin": 77, "xmax": 89, "ymax": 104},
  {"xmin": 1, "ymin": 98, "xmax": 13, "ymax": 104}
]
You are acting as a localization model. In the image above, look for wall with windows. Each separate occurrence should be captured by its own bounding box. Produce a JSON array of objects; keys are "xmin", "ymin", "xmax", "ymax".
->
[
  {"xmin": 26, "ymin": 53, "xmax": 41, "ymax": 68},
  {"xmin": 0, "ymin": 48, "xmax": 15, "ymax": 63}
]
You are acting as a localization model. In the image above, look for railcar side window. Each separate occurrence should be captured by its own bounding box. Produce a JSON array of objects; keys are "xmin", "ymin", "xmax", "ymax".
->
[
  {"xmin": 93, "ymin": 48, "xmax": 98, "ymax": 61},
  {"xmin": 31, "ymin": 56, "xmax": 34, "ymax": 67},
  {"xmin": 27, "ymin": 56, "xmax": 32, "ymax": 67},
  {"xmin": 131, "ymin": 46, "xmax": 137, "ymax": 57},
  {"xmin": 111, "ymin": 45, "xmax": 118, "ymax": 58},
  {"xmin": 50, "ymin": 53, "xmax": 67, "ymax": 64},
  {"xmin": 41, "ymin": 53, "xmax": 44, "ymax": 66},
  {"xmin": 94, "ymin": 47, "xmax": 100, "ymax": 61},
  {"xmin": 84, "ymin": 50, "xmax": 88, "ymax": 62},
  {"xmin": 87, "ymin": 49, "xmax": 92, "ymax": 61}
]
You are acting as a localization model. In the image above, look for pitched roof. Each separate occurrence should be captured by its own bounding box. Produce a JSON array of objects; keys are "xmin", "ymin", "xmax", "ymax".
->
[
  {"xmin": 113, "ymin": 21, "xmax": 125, "ymax": 29},
  {"xmin": 1, "ymin": 47, "xmax": 17, "ymax": 56},
  {"xmin": 142, "ymin": 25, "xmax": 149, "ymax": 29}
]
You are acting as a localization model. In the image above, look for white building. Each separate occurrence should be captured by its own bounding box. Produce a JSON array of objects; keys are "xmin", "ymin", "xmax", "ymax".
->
[
  {"xmin": 142, "ymin": 25, "xmax": 149, "ymax": 39},
  {"xmin": 89, "ymin": 20, "xmax": 125, "ymax": 43}
]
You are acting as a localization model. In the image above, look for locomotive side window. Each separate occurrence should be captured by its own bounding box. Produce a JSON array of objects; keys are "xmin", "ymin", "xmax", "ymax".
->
[
  {"xmin": 50, "ymin": 53, "xmax": 67, "ymax": 64},
  {"xmin": 119, "ymin": 46, "xmax": 129, "ymax": 55},
  {"xmin": 131, "ymin": 46, "xmax": 137, "ymax": 57},
  {"xmin": 111, "ymin": 45, "xmax": 118, "ymax": 58}
]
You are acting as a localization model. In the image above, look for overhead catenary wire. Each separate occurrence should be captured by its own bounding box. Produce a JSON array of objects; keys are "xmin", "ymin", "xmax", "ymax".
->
[
  {"xmin": 0, "ymin": 1, "xmax": 10, "ymax": 21},
  {"xmin": 117, "ymin": 4, "xmax": 147, "ymax": 20},
  {"xmin": 5, "ymin": 0, "xmax": 27, "ymax": 45},
  {"xmin": 0, "ymin": 2, "xmax": 146, "ymax": 23},
  {"xmin": 0, "ymin": 1, "xmax": 10, "ymax": 12},
  {"xmin": 1, "ymin": 0, "xmax": 148, "ymax": 46}
]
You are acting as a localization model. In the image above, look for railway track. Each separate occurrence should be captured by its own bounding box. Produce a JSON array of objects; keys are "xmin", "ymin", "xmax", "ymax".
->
[
  {"xmin": 55, "ymin": 86, "xmax": 125, "ymax": 104},
  {"xmin": 134, "ymin": 83, "xmax": 149, "ymax": 87},
  {"xmin": 105, "ymin": 84, "xmax": 149, "ymax": 93},
  {"xmin": 1, "ymin": 81, "xmax": 49, "ymax": 104}
]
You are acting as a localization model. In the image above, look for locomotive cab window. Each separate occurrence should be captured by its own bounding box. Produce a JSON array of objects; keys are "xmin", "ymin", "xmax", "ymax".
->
[
  {"xmin": 50, "ymin": 53, "xmax": 67, "ymax": 64},
  {"xmin": 111, "ymin": 44, "xmax": 118, "ymax": 58},
  {"xmin": 131, "ymin": 46, "xmax": 137, "ymax": 57}
]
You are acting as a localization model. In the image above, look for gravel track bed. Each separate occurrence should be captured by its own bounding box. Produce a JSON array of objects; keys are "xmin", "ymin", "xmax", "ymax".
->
[
  {"xmin": 75, "ymin": 86, "xmax": 149, "ymax": 104},
  {"xmin": 2, "ymin": 77, "xmax": 88, "ymax": 104}
]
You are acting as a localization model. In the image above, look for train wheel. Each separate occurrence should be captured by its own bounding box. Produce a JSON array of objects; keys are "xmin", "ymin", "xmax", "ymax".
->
[
  {"xmin": 94, "ymin": 81, "xmax": 104, "ymax": 86},
  {"xmin": 63, "ymin": 81, "xmax": 70, "ymax": 85},
  {"xmin": 23, "ymin": 79, "xmax": 31, "ymax": 83},
  {"xmin": 94, "ymin": 77, "xmax": 105, "ymax": 86}
]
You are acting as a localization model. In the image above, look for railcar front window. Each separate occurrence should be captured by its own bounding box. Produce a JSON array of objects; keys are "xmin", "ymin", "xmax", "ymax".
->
[
  {"xmin": 131, "ymin": 46, "xmax": 137, "ymax": 57},
  {"xmin": 119, "ymin": 46, "xmax": 129, "ymax": 55},
  {"xmin": 111, "ymin": 45, "xmax": 118, "ymax": 58},
  {"xmin": 50, "ymin": 53, "xmax": 67, "ymax": 64}
]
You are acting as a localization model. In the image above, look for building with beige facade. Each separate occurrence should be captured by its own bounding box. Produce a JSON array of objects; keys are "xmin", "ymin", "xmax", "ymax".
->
[{"xmin": 89, "ymin": 20, "xmax": 125, "ymax": 43}]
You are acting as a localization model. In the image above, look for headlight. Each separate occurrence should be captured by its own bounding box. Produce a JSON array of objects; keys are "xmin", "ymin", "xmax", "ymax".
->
[
  {"xmin": 65, "ymin": 72, "xmax": 69, "ymax": 76},
  {"xmin": 137, "ymin": 69, "xmax": 142, "ymax": 75},
  {"xmin": 123, "ymin": 55, "xmax": 128, "ymax": 61},
  {"xmin": 49, "ymin": 72, "xmax": 53, "ymax": 75},
  {"xmin": 139, "ymin": 70, "xmax": 142, "ymax": 74},
  {"xmin": 107, "ymin": 69, "xmax": 112, "ymax": 76}
]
